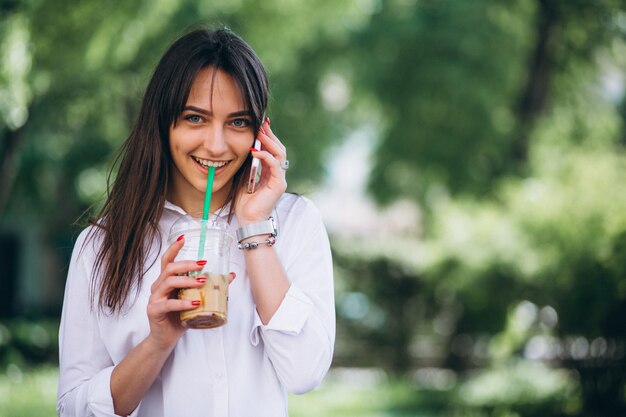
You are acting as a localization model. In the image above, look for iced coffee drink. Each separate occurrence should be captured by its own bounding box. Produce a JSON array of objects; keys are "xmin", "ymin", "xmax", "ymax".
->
[
  {"xmin": 168, "ymin": 214, "xmax": 233, "ymax": 329},
  {"xmin": 178, "ymin": 272, "xmax": 229, "ymax": 328}
]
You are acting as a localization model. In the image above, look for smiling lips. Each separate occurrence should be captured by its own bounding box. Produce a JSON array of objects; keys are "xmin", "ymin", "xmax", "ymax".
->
[{"xmin": 192, "ymin": 156, "xmax": 230, "ymax": 171}]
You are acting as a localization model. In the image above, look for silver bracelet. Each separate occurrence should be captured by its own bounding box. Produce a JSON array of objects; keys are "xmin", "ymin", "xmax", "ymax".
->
[{"xmin": 238, "ymin": 235, "xmax": 276, "ymax": 250}]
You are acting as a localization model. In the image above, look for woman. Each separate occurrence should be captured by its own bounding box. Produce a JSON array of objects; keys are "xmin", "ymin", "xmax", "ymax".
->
[{"xmin": 57, "ymin": 27, "xmax": 335, "ymax": 417}]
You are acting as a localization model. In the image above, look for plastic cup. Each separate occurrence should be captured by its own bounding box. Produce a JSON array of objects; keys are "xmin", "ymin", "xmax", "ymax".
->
[{"xmin": 168, "ymin": 214, "xmax": 233, "ymax": 329}]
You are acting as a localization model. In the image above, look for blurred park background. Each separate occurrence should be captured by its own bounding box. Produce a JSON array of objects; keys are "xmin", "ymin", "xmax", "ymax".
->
[{"xmin": 1, "ymin": 0, "xmax": 626, "ymax": 416}]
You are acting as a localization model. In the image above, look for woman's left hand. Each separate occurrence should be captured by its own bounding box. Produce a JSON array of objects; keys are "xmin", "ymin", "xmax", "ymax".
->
[{"xmin": 235, "ymin": 117, "xmax": 288, "ymax": 224}]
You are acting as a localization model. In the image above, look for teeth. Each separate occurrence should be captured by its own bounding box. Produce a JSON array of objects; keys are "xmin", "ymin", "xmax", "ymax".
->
[{"xmin": 193, "ymin": 157, "xmax": 229, "ymax": 168}]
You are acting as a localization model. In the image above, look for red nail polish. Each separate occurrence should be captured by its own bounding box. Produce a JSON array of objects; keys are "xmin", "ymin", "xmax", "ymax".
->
[
  {"xmin": 177, "ymin": 234, "xmax": 185, "ymax": 241},
  {"xmin": 266, "ymin": 116, "xmax": 270, "ymax": 126},
  {"xmin": 191, "ymin": 300, "xmax": 201, "ymax": 306},
  {"xmin": 196, "ymin": 260, "xmax": 207, "ymax": 266},
  {"xmin": 249, "ymin": 147, "xmax": 258, "ymax": 152},
  {"xmin": 196, "ymin": 277, "xmax": 207, "ymax": 283},
  {"xmin": 260, "ymin": 126, "xmax": 267, "ymax": 135}
]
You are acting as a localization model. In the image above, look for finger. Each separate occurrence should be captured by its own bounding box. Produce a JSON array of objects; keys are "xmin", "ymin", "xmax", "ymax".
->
[
  {"xmin": 148, "ymin": 298, "xmax": 202, "ymax": 316},
  {"xmin": 152, "ymin": 259, "xmax": 205, "ymax": 293},
  {"xmin": 258, "ymin": 124, "xmax": 286, "ymax": 154},
  {"xmin": 163, "ymin": 259, "xmax": 207, "ymax": 278},
  {"xmin": 161, "ymin": 235, "xmax": 186, "ymax": 271},
  {"xmin": 256, "ymin": 150, "xmax": 287, "ymax": 178},
  {"xmin": 154, "ymin": 275, "xmax": 205, "ymax": 297},
  {"xmin": 153, "ymin": 239, "xmax": 187, "ymax": 292},
  {"xmin": 151, "ymin": 273, "xmax": 206, "ymax": 298},
  {"xmin": 249, "ymin": 149, "xmax": 279, "ymax": 169},
  {"xmin": 249, "ymin": 151, "xmax": 287, "ymax": 188},
  {"xmin": 261, "ymin": 117, "xmax": 278, "ymax": 143},
  {"xmin": 258, "ymin": 131, "xmax": 286, "ymax": 156}
]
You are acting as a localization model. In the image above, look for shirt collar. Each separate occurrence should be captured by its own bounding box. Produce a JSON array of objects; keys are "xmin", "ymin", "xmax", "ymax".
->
[{"xmin": 164, "ymin": 200, "xmax": 232, "ymax": 219}]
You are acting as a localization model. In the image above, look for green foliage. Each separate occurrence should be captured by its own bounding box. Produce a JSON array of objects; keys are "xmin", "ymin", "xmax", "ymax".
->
[
  {"xmin": 355, "ymin": 0, "xmax": 535, "ymax": 202},
  {"xmin": 456, "ymin": 360, "xmax": 581, "ymax": 417},
  {"xmin": 0, "ymin": 319, "xmax": 59, "ymax": 369},
  {"xmin": 348, "ymin": 0, "xmax": 626, "ymax": 203},
  {"xmin": 333, "ymin": 255, "xmax": 429, "ymax": 373},
  {"xmin": 0, "ymin": 11, "xmax": 31, "ymax": 131},
  {"xmin": 425, "ymin": 142, "xmax": 626, "ymax": 332},
  {"xmin": 330, "ymin": 3, "xmax": 626, "ymax": 413}
]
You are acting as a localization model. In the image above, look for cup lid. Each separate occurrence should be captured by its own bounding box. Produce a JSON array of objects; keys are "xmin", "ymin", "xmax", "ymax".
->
[{"xmin": 168, "ymin": 214, "xmax": 231, "ymax": 244}]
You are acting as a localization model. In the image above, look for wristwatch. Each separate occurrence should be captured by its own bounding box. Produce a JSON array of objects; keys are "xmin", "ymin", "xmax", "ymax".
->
[{"xmin": 236, "ymin": 216, "xmax": 277, "ymax": 243}]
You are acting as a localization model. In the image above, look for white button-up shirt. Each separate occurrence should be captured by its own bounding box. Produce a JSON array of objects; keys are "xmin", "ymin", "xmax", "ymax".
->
[{"xmin": 57, "ymin": 194, "xmax": 335, "ymax": 417}]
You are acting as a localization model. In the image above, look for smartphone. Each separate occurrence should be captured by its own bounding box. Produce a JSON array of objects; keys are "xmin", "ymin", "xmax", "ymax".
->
[{"xmin": 247, "ymin": 139, "xmax": 262, "ymax": 194}]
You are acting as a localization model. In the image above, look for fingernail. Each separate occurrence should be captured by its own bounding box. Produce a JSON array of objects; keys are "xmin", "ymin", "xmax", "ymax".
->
[
  {"xmin": 265, "ymin": 116, "xmax": 270, "ymax": 125},
  {"xmin": 260, "ymin": 126, "xmax": 267, "ymax": 135},
  {"xmin": 230, "ymin": 272, "xmax": 236, "ymax": 280},
  {"xmin": 191, "ymin": 300, "xmax": 201, "ymax": 306},
  {"xmin": 249, "ymin": 147, "xmax": 258, "ymax": 152},
  {"xmin": 177, "ymin": 234, "xmax": 185, "ymax": 241},
  {"xmin": 196, "ymin": 277, "xmax": 207, "ymax": 283},
  {"xmin": 196, "ymin": 260, "xmax": 207, "ymax": 266}
]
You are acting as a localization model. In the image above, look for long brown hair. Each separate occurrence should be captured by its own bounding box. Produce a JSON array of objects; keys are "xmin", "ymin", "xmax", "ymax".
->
[{"xmin": 89, "ymin": 27, "xmax": 269, "ymax": 313}]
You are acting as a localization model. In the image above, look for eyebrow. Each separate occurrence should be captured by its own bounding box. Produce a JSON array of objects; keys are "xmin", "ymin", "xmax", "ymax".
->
[{"xmin": 183, "ymin": 105, "xmax": 253, "ymax": 118}]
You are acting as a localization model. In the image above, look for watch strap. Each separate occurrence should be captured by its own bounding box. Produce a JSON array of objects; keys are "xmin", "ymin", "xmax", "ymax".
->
[{"xmin": 236, "ymin": 217, "xmax": 277, "ymax": 243}]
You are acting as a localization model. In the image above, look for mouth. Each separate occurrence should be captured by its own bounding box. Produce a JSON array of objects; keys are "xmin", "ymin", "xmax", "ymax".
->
[{"xmin": 192, "ymin": 156, "xmax": 230, "ymax": 171}]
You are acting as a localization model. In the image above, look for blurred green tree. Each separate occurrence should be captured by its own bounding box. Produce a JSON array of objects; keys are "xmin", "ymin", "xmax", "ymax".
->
[
  {"xmin": 346, "ymin": 0, "xmax": 625, "ymax": 203},
  {"xmin": 330, "ymin": 0, "xmax": 626, "ymax": 415}
]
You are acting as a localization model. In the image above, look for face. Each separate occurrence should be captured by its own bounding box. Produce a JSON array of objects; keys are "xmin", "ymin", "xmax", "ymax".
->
[{"xmin": 168, "ymin": 66, "xmax": 254, "ymax": 214}]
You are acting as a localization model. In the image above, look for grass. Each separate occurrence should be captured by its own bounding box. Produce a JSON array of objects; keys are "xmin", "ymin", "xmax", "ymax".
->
[
  {"xmin": 289, "ymin": 382, "xmax": 440, "ymax": 417},
  {"xmin": 0, "ymin": 366, "xmax": 58, "ymax": 417},
  {"xmin": 289, "ymin": 368, "xmax": 443, "ymax": 417},
  {"xmin": 0, "ymin": 366, "xmax": 441, "ymax": 417}
]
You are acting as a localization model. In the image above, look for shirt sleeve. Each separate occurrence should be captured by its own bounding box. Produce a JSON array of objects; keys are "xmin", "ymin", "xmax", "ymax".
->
[
  {"xmin": 249, "ymin": 198, "xmax": 336, "ymax": 394},
  {"xmin": 56, "ymin": 229, "xmax": 141, "ymax": 417}
]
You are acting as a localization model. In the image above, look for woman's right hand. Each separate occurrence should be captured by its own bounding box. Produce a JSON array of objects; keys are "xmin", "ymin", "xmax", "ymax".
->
[{"xmin": 146, "ymin": 236, "xmax": 205, "ymax": 351}]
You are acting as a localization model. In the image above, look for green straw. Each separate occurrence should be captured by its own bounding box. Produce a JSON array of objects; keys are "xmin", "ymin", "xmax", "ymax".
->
[{"xmin": 197, "ymin": 166, "xmax": 216, "ymax": 260}]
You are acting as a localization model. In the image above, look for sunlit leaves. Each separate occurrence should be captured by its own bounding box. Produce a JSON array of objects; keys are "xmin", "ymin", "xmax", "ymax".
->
[{"xmin": 0, "ymin": 14, "xmax": 32, "ymax": 130}]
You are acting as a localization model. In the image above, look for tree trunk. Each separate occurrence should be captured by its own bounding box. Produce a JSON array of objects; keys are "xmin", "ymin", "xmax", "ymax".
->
[
  {"xmin": 0, "ymin": 121, "xmax": 29, "ymax": 211},
  {"xmin": 512, "ymin": 0, "xmax": 559, "ymax": 163}
]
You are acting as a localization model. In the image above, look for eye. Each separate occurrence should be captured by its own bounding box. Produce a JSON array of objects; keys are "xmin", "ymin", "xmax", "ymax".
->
[
  {"xmin": 185, "ymin": 114, "xmax": 203, "ymax": 123},
  {"xmin": 231, "ymin": 118, "xmax": 251, "ymax": 128}
]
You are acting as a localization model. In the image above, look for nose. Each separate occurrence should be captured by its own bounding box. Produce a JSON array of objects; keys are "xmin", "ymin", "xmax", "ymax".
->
[{"xmin": 203, "ymin": 125, "xmax": 228, "ymax": 155}]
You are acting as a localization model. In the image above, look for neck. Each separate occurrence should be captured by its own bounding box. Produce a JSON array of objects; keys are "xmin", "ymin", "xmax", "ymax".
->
[{"xmin": 167, "ymin": 181, "xmax": 231, "ymax": 217}]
